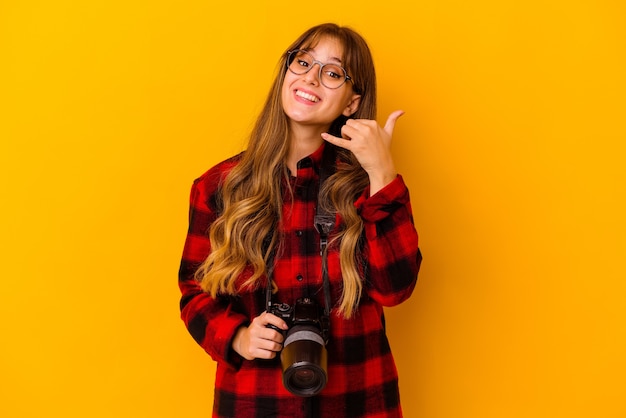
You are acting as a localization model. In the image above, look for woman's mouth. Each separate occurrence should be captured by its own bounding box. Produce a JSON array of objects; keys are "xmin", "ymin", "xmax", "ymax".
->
[{"xmin": 295, "ymin": 90, "xmax": 320, "ymax": 103}]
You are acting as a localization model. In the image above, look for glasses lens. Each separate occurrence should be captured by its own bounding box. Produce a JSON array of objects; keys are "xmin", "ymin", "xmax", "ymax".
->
[
  {"xmin": 320, "ymin": 64, "xmax": 346, "ymax": 89},
  {"xmin": 288, "ymin": 50, "xmax": 313, "ymax": 75},
  {"xmin": 287, "ymin": 50, "xmax": 348, "ymax": 89}
]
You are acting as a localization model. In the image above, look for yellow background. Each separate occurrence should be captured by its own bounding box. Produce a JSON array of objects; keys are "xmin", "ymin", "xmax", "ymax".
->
[{"xmin": 1, "ymin": 1, "xmax": 625, "ymax": 417}]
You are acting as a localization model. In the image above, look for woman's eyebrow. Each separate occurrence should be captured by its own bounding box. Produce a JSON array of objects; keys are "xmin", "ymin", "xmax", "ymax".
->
[{"xmin": 307, "ymin": 48, "xmax": 343, "ymax": 64}]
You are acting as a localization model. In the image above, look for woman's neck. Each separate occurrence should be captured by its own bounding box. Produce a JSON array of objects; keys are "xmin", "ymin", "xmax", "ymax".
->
[{"xmin": 286, "ymin": 125, "xmax": 327, "ymax": 176}]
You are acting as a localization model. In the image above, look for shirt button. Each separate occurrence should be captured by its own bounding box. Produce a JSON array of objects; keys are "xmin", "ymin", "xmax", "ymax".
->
[
  {"xmin": 296, "ymin": 274, "xmax": 304, "ymax": 281},
  {"xmin": 296, "ymin": 230, "xmax": 303, "ymax": 237}
]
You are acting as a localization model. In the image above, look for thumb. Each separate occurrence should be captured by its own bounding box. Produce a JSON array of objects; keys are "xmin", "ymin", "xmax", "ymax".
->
[{"xmin": 384, "ymin": 110, "xmax": 405, "ymax": 136}]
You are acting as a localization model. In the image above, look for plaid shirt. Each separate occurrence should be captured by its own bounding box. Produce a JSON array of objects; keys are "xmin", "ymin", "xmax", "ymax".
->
[{"xmin": 179, "ymin": 144, "xmax": 421, "ymax": 418}]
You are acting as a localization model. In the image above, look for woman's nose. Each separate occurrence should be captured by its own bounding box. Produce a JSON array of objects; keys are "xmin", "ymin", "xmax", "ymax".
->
[{"xmin": 303, "ymin": 63, "xmax": 322, "ymax": 85}]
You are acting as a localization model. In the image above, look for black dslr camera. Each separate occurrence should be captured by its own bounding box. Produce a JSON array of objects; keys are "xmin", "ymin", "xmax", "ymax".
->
[{"xmin": 268, "ymin": 297, "xmax": 331, "ymax": 397}]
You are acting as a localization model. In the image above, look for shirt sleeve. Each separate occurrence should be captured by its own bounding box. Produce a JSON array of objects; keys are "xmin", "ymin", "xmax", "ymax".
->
[
  {"xmin": 178, "ymin": 166, "xmax": 248, "ymax": 369},
  {"xmin": 355, "ymin": 174, "xmax": 422, "ymax": 306}
]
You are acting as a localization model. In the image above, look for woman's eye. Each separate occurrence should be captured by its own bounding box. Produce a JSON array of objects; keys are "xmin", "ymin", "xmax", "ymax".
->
[
  {"xmin": 324, "ymin": 70, "xmax": 342, "ymax": 79},
  {"xmin": 297, "ymin": 59, "xmax": 309, "ymax": 67}
]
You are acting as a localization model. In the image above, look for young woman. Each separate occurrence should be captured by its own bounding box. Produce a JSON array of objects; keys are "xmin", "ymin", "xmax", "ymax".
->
[{"xmin": 179, "ymin": 23, "xmax": 422, "ymax": 417}]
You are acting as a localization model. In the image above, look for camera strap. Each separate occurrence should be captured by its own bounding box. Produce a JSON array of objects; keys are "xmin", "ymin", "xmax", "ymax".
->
[{"xmin": 314, "ymin": 143, "xmax": 337, "ymax": 319}]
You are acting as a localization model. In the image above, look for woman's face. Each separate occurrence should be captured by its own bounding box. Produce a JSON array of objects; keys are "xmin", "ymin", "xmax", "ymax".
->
[{"xmin": 281, "ymin": 36, "xmax": 361, "ymax": 133}]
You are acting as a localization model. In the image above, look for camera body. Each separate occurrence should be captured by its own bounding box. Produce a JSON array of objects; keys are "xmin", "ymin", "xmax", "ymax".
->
[{"xmin": 268, "ymin": 297, "xmax": 330, "ymax": 397}]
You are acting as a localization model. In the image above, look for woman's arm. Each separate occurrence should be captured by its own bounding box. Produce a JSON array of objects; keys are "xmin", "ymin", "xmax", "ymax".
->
[
  {"xmin": 356, "ymin": 174, "xmax": 422, "ymax": 306},
  {"xmin": 178, "ymin": 164, "xmax": 250, "ymax": 368}
]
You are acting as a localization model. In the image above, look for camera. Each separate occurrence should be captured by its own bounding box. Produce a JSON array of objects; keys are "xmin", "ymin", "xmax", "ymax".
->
[{"xmin": 268, "ymin": 297, "xmax": 330, "ymax": 397}]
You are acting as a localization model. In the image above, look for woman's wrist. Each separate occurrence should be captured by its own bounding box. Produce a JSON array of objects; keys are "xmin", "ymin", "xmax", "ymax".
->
[
  {"xmin": 368, "ymin": 170, "xmax": 397, "ymax": 196},
  {"xmin": 232, "ymin": 326, "xmax": 252, "ymax": 360}
]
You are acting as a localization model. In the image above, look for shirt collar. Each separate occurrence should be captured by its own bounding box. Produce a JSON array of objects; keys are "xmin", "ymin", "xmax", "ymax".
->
[{"xmin": 295, "ymin": 142, "xmax": 326, "ymax": 174}]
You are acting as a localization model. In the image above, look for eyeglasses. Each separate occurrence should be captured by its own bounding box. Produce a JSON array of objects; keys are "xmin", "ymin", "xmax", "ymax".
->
[{"xmin": 286, "ymin": 49, "xmax": 353, "ymax": 89}]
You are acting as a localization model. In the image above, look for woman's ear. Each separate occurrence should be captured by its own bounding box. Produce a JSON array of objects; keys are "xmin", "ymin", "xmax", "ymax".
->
[{"xmin": 342, "ymin": 94, "xmax": 361, "ymax": 117}]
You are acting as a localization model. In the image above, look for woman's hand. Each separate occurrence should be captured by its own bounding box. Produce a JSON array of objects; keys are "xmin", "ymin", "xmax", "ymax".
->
[
  {"xmin": 322, "ymin": 110, "xmax": 404, "ymax": 195},
  {"xmin": 232, "ymin": 312, "xmax": 288, "ymax": 360}
]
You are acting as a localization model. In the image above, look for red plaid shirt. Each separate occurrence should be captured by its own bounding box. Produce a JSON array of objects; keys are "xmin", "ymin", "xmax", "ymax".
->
[{"xmin": 179, "ymin": 144, "xmax": 421, "ymax": 418}]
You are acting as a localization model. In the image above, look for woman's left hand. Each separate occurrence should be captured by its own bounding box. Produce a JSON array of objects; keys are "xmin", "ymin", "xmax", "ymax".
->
[{"xmin": 322, "ymin": 110, "xmax": 404, "ymax": 195}]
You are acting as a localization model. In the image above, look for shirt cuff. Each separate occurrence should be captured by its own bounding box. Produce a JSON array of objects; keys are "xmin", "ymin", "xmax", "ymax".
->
[
  {"xmin": 213, "ymin": 309, "xmax": 249, "ymax": 370},
  {"xmin": 356, "ymin": 175, "xmax": 410, "ymax": 223}
]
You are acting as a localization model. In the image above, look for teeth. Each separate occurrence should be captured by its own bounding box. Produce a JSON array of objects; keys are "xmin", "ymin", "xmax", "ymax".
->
[{"xmin": 296, "ymin": 90, "xmax": 319, "ymax": 102}]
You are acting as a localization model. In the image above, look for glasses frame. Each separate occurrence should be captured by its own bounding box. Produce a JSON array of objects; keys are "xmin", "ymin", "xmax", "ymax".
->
[{"xmin": 286, "ymin": 49, "xmax": 353, "ymax": 89}]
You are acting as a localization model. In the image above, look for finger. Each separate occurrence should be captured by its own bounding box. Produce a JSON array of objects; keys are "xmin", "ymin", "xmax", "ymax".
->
[
  {"xmin": 251, "ymin": 346, "xmax": 279, "ymax": 359},
  {"xmin": 340, "ymin": 123, "xmax": 361, "ymax": 140},
  {"xmin": 264, "ymin": 313, "xmax": 288, "ymax": 331},
  {"xmin": 384, "ymin": 110, "xmax": 405, "ymax": 136},
  {"xmin": 250, "ymin": 323, "xmax": 282, "ymax": 340},
  {"xmin": 262, "ymin": 327, "xmax": 285, "ymax": 344},
  {"xmin": 321, "ymin": 132, "xmax": 353, "ymax": 150},
  {"xmin": 255, "ymin": 336, "xmax": 284, "ymax": 352}
]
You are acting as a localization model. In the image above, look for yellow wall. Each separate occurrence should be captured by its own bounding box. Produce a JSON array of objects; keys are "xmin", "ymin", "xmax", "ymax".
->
[{"xmin": 1, "ymin": 1, "xmax": 624, "ymax": 417}]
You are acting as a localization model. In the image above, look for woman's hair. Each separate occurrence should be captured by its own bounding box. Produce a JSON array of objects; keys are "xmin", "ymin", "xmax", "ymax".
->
[{"xmin": 195, "ymin": 23, "xmax": 377, "ymax": 318}]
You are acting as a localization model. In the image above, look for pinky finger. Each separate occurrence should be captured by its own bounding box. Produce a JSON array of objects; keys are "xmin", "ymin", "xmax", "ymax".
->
[{"xmin": 321, "ymin": 132, "xmax": 352, "ymax": 150}]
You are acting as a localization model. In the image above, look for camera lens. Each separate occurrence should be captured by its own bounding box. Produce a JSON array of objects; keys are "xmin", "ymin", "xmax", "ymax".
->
[
  {"xmin": 280, "ymin": 325, "xmax": 328, "ymax": 397},
  {"xmin": 284, "ymin": 362, "xmax": 325, "ymax": 396},
  {"xmin": 295, "ymin": 369, "xmax": 315, "ymax": 383},
  {"xmin": 282, "ymin": 357, "xmax": 326, "ymax": 396}
]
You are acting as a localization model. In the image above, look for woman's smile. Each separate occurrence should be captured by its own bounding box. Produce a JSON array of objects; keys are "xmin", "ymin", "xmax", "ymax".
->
[{"xmin": 294, "ymin": 88, "xmax": 321, "ymax": 103}]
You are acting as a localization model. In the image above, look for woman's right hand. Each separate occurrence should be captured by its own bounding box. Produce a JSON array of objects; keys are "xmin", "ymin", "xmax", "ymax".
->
[{"xmin": 232, "ymin": 312, "xmax": 288, "ymax": 360}]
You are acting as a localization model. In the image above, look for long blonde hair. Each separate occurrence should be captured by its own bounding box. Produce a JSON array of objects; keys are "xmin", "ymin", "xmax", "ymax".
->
[{"xmin": 195, "ymin": 23, "xmax": 377, "ymax": 317}]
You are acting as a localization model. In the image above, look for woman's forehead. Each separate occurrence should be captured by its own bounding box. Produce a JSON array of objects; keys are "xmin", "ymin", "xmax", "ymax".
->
[
  {"xmin": 299, "ymin": 36, "xmax": 345, "ymax": 61},
  {"xmin": 299, "ymin": 35, "xmax": 343, "ymax": 51}
]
